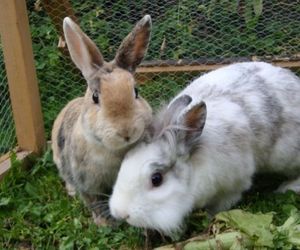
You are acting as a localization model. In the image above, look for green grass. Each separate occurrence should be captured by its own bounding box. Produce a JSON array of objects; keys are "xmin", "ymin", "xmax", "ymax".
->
[
  {"xmin": 1, "ymin": 151, "xmax": 299, "ymax": 249},
  {"xmin": 0, "ymin": 151, "xmax": 143, "ymax": 249}
]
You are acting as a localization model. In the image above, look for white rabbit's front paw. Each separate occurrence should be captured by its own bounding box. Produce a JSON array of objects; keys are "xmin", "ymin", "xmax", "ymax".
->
[{"xmin": 276, "ymin": 177, "xmax": 300, "ymax": 194}]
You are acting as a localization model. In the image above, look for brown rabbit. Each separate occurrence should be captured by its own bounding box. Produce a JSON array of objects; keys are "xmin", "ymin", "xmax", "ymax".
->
[{"xmin": 51, "ymin": 15, "xmax": 152, "ymax": 225}]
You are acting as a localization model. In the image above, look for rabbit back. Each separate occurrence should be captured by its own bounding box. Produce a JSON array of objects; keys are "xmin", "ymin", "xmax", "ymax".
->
[{"xmin": 176, "ymin": 62, "xmax": 300, "ymax": 174}]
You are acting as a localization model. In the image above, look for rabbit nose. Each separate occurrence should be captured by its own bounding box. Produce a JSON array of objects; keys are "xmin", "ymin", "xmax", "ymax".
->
[
  {"xmin": 122, "ymin": 214, "xmax": 130, "ymax": 220},
  {"xmin": 113, "ymin": 209, "xmax": 129, "ymax": 221},
  {"xmin": 117, "ymin": 131, "xmax": 131, "ymax": 142}
]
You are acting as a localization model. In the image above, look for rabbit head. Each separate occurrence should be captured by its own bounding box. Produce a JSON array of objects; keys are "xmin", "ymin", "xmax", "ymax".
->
[
  {"xmin": 109, "ymin": 95, "xmax": 207, "ymax": 235},
  {"xmin": 63, "ymin": 15, "xmax": 152, "ymax": 150}
]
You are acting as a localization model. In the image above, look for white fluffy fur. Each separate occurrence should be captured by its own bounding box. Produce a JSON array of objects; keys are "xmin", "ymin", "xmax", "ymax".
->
[{"xmin": 110, "ymin": 62, "xmax": 300, "ymax": 234}]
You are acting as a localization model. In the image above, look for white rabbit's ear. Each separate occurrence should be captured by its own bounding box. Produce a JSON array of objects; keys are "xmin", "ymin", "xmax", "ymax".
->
[
  {"xmin": 180, "ymin": 101, "xmax": 207, "ymax": 149},
  {"xmin": 184, "ymin": 102, "xmax": 207, "ymax": 133},
  {"xmin": 168, "ymin": 95, "xmax": 192, "ymax": 118},
  {"xmin": 63, "ymin": 17, "xmax": 104, "ymax": 79},
  {"xmin": 114, "ymin": 15, "xmax": 152, "ymax": 72},
  {"xmin": 165, "ymin": 95, "xmax": 192, "ymax": 125}
]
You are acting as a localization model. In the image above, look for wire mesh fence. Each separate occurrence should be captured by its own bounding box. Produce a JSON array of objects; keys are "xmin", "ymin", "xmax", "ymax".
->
[
  {"xmin": 0, "ymin": 0, "xmax": 298, "ymax": 152},
  {"xmin": 0, "ymin": 41, "xmax": 16, "ymax": 156},
  {"xmin": 10, "ymin": 0, "xmax": 300, "ymax": 140}
]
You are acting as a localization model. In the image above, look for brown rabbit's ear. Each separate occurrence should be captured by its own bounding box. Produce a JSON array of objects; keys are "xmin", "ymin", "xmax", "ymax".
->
[
  {"xmin": 114, "ymin": 15, "xmax": 152, "ymax": 72},
  {"xmin": 63, "ymin": 17, "xmax": 104, "ymax": 79}
]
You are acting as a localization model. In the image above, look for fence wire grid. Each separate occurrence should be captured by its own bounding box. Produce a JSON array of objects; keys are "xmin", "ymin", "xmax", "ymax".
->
[
  {"xmin": 0, "ymin": 41, "xmax": 16, "ymax": 156},
  {"xmin": 19, "ymin": 0, "xmax": 300, "ymax": 139}
]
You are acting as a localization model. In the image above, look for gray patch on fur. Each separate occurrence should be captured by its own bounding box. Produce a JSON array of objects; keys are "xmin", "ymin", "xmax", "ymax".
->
[
  {"xmin": 55, "ymin": 99, "xmax": 83, "ymax": 188},
  {"xmin": 59, "ymin": 154, "xmax": 74, "ymax": 186},
  {"xmin": 228, "ymin": 76, "xmax": 284, "ymax": 163},
  {"xmin": 57, "ymin": 125, "xmax": 65, "ymax": 151},
  {"xmin": 78, "ymin": 171, "xmax": 87, "ymax": 186},
  {"xmin": 196, "ymin": 72, "xmax": 284, "ymax": 147}
]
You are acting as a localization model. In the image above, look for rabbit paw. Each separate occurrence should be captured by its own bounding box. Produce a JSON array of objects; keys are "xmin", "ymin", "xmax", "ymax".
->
[
  {"xmin": 66, "ymin": 182, "xmax": 76, "ymax": 197},
  {"xmin": 276, "ymin": 177, "xmax": 300, "ymax": 194},
  {"xmin": 92, "ymin": 212, "xmax": 109, "ymax": 226}
]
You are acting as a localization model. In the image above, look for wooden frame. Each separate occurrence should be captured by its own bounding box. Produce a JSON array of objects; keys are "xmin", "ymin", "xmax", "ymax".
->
[
  {"xmin": 137, "ymin": 58, "xmax": 300, "ymax": 74},
  {"xmin": 0, "ymin": 0, "xmax": 46, "ymax": 155},
  {"xmin": 0, "ymin": 150, "xmax": 32, "ymax": 181},
  {"xmin": 136, "ymin": 58, "xmax": 300, "ymax": 83}
]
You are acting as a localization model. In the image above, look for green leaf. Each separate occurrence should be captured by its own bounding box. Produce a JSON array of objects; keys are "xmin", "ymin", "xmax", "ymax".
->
[
  {"xmin": 30, "ymin": 205, "xmax": 43, "ymax": 217},
  {"xmin": 0, "ymin": 197, "xmax": 11, "ymax": 207},
  {"xmin": 216, "ymin": 209, "xmax": 274, "ymax": 247},
  {"xmin": 25, "ymin": 182, "xmax": 38, "ymax": 197},
  {"xmin": 73, "ymin": 218, "xmax": 82, "ymax": 229},
  {"xmin": 59, "ymin": 236, "xmax": 75, "ymax": 250},
  {"xmin": 184, "ymin": 232, "xmax": 253, "ymax": 250},
  {"xmin": 277, "ymin": 209, "xmax": 300, "ymax": 247},
  {"xmin": 43, "ymin": 212, "xmax": 57, "ymax": 223}
]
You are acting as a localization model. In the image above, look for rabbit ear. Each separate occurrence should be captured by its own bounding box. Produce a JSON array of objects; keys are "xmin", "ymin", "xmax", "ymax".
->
[
  {"xmin": 114, "ymin": 15, "xmax": 152, "ymax": 72},
  {"xmin": 183, "ymin": 102, "xmax": 207, "ymax": 133},
  {"xmin": 166, "ymin": 95, "xmax": 192, "ymax": 125},
  {"xmin": 63, "ymin": 17, "xmax": 104, "ymax": 79},
  {"xmin": 180, "ymin": 101, "xmax": 207, "ymax": 150},
  {"xmin": 169, "ymin": 95, "xmax": 192, "ymax": 117},
  {"xmin": 165, "ymin": 95, "xmax": 206, "ymax": 136},
  {"xmin": 159, "ymin": 96, "xmax": 206, "ymax": 153}
]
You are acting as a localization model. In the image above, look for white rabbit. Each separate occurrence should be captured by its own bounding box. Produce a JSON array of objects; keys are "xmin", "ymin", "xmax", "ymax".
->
[
  {"xmin": 51, "ymin": 15, "xmax": 152, "ymax": 225},
  {"xmin": 109, "ymin": 62, "xmax": 300, "ymax": 235}
]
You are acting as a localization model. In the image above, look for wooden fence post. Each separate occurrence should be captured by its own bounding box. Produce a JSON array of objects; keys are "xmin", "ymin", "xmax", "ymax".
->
[{"xmin": 0, "ymin": 0, "xmax": 46, "ymax": 154}]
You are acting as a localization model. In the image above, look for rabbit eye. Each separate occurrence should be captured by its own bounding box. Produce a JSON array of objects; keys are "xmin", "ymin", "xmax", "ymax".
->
[
  {"xmin": 92, "ymin": 92, "xmax": 99, "ymax": 104},
  {"xmin": 134, "ymin": 87, "xmax": 139, "ymax": 99},
  {"xmin": 151, "ymin": 172, "xmax": 163, "ymax": 187}
]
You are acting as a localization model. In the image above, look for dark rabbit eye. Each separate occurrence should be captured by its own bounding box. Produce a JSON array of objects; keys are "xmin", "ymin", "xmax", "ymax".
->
[
  {"xmin": 92, "ymin": 92, "xmax": 99, "ymax": 104},
  {"xmin": 151, "ymin": 172, "xmax": 163, "ymax": 187},
  {"xmin": 134, "ymin": 87, "xmax": 139, "ymax": 99}
]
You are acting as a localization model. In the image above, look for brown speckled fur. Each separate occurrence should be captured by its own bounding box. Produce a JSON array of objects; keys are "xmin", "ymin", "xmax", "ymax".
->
[{"xmin": 51, "ymin": 15, "xmax": 153, "ymax": 225}]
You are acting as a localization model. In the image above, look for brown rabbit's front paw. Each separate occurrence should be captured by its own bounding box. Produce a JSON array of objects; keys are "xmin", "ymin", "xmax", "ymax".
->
[
  {"xmin": 92, "ymin": 212, "xmax": 109, "ymax": 226},
  {"xmin": 66, "ymin": 182, "xmax": 76, "ymax": 197}
]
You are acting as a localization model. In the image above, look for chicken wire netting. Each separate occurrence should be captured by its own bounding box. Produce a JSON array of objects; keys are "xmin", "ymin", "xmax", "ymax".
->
[
  {"xmin": 0, "ymin": 41, "xmax": 16, "ymax": 156},
  {"xmin": 25, "ymin": 0, "xmax": 300, "ymax": 137}
]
